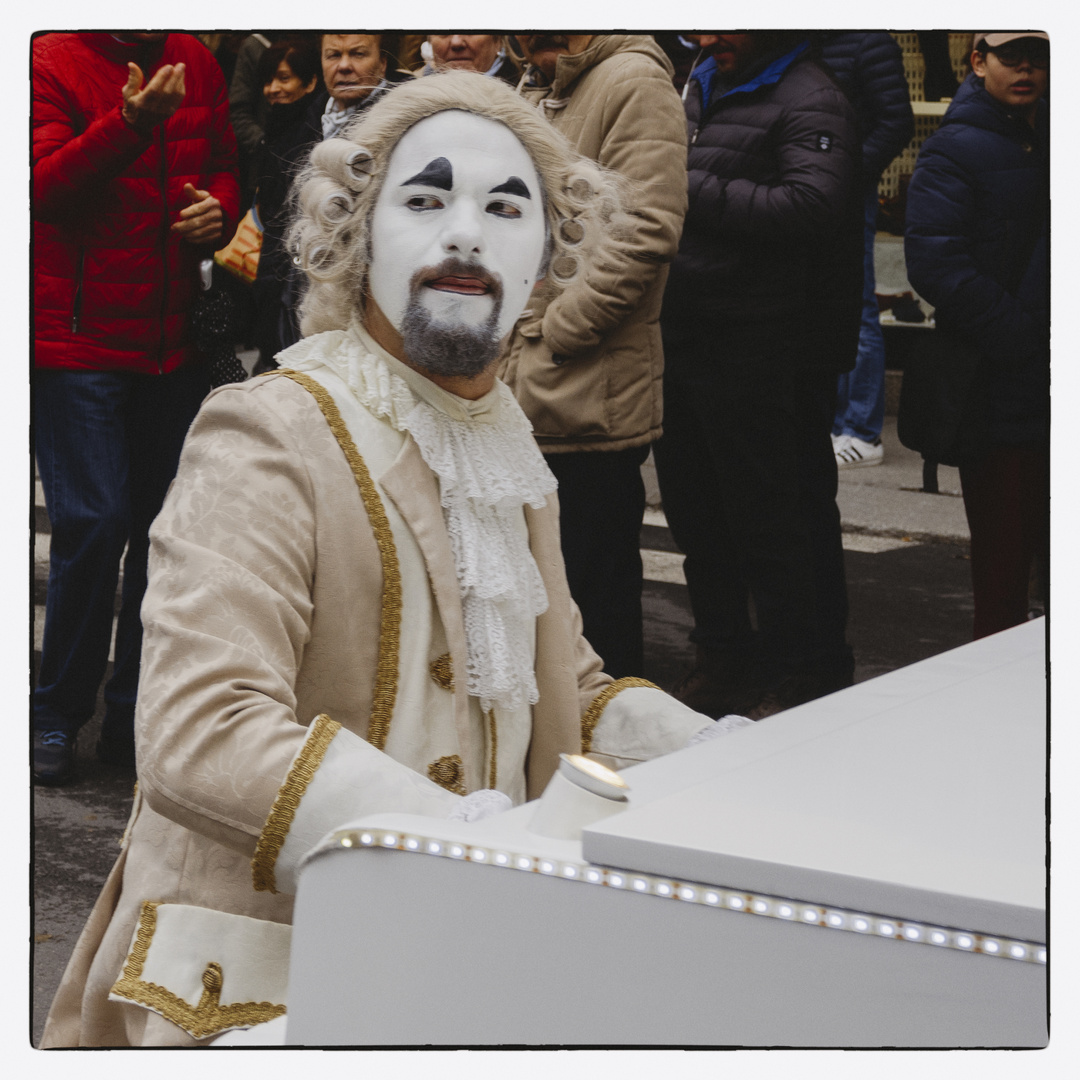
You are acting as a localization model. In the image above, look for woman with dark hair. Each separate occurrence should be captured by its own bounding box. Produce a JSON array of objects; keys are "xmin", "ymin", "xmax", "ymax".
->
[{"xmin": 250, "ymin": 37, "xmax": 322, "ymax": 373}]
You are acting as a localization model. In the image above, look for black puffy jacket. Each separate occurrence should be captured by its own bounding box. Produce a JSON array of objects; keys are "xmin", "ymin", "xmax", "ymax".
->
[
  {"xmin": 818, "ymin": 32, "xmax": 914, "ymax": 183},
  {"xmin": 663, "ymin": 43, "xmax": 861, "ymax": 368},
  {"xmin": 905, "ymin": 73, "xmax": 1049, "ymax": 444}
]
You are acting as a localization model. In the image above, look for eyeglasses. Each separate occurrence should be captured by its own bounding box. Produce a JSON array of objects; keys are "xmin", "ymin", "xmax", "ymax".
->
[{"xmin": 987, "ymin": 45, "xmax": 1050, "ymax": 70}]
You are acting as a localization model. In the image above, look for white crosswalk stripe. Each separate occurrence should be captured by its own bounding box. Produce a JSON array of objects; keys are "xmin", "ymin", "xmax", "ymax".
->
[{"xmin": 639, "ymin": 509, "xmax": 920, "ymax": 586}]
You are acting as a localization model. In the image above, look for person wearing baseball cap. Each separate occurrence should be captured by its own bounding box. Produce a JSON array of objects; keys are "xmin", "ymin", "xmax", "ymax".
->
[
  {"xmin": 971, "ymin": 33, "xmax": 1049, "ymax": 122},
  {"xmin": 904, "ymin": 32, "xmax": 1048, "ymax": 639}
]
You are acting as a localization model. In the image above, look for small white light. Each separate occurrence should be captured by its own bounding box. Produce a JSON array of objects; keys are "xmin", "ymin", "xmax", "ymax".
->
[
  {"xmin": 632, "ymin": 877, "xmax": 649, "ymax": 892},
  {"xmin": 827, "ymin": 913, "xmax": 845, "ymax": 928},
  {"xmin": 608, "ymin": 874, "xmax": 625, "ymax": 888},
  {"xmin": 656, "ymin": 882, "xmax": 672, "ymax": 896},
  {"xmin": 679, "ymin": 887, "xmax": 697, "ymax": 901},
  {"xmin": 956, "ymin": 935, "xmax": 974, "ymax": 949},
  {"xmin": 448, "ymin": 844, "xmax": 465, "ymax": 858},
  {"xmin": 585, "ymin": 869, "xmax": 603, "ymax": 883},
  {"xmin": 751, "ymin": 899, "xmax": 769, "ymax": 914},
  {"xmin": 778, "ymin": 904, "xmax": 795, "ymax": 919},
  {"xmin": 515, "ymin": 856, "xmax": 532, "ymax": 870},
  {"xmin": 405, "ymin": 837, "xmax": 420, "ymax": 851},
  {"xmin": 561, "ymin": 864, "xmax": 578, "ymax": 878},
  {"xmin": 493, "ymin": 852, "xmax": 509, "ymax": 865},
  {"xmin": 360, "ymin": 832, "xmax": 374, "ymax": 846},
  {"xmin": 426, "ymin": 840, "xmax": 442, "ymax": 855},
  {"xmin": 903, "ymin": 926, "xmax": 921, "ymax": 941},
  {"xmin": 853, "ymin": 918, "xmax": 869, "ymax": 932},
  {"xmin": 340, "ymin": 835, "xmax": 354, "ymax": 848},
  {"xmin": 471, "ymin": 848, "xmax": 487, "ymax": 862},
  {"xmin": 539, "ymin": 860, "xmax": 556, "ymax": 875},
  {"xmin": 803, "ymin": 908, "xmax": 819, "ymax": 923},
  {"xmin": 704, "ymin": 891, "xmax": 721, "ymax": 905},
  {"xmin": 1037, "ymin": 949, "xmax": 1047, "ymax": 964},
  {"xmin": 878, "ymin": 922, "xmax": 896, "ymax": 937},
  {"xmin": 727, "ymin": 895, "xmax": 745, "ymax": 910},
  {"xmin": 1010, "ymin": 945, "xmax": 1026, "ymax": 959},
  {"xmin": 930, "ymin": 931, "xmax": 947, "ymax": 945},
  {"xmin": 381, "ymin": 833, "xmax": 397, "ymax": 847},
  {"xmin": 983, "ymin": 940, "xmax": 999, "ymax": 954}
]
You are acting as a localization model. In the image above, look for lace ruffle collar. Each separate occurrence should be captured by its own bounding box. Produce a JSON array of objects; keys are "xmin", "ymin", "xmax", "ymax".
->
[{"xmin": 278, "ymin": 326, "xmax": 557, "ymax": 712}]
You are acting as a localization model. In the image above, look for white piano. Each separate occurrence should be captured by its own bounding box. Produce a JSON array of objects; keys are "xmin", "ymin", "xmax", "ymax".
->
[{"xmin": 260, "ymin": 619, "xmax": 1049, "ymax": 1046}]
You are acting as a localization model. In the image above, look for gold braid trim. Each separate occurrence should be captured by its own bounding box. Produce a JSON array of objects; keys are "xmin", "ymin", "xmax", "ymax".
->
[
  {"xmin": 278, "ymin": 369, "xmax": 401, "ymax": 751},
  {"xmin": 487, "ymin": 710, "xmax": 498, "ymax": 791},
  {"xmin": 579, "ymin": 677, "xmax": 660, "ymax": 754},
  {"xmin": 109, "ymin": 902, "xmax": 286, "ymax": 1040},
  {"xmin": 251, "ymin": 714, "xmax": 341, "ymax": 893}
]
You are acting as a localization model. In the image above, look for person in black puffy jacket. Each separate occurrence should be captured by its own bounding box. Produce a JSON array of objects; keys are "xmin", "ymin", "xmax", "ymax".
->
[
  {"xmin": 905, "ymin": 32, "xmax": 1049, "ymax": 639},
  {"xmin": 820, "ymin": 32, "xmax": 914, "ymax": 468},
  {"xmin": 656, "ymin": 31, "xmax": 861, "ymax": 720}
]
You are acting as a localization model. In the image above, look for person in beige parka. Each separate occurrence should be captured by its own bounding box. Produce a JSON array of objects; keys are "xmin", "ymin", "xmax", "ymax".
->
[{"xmin": 501, "ymin": 34, "xmax": 688, "ymax": 679}]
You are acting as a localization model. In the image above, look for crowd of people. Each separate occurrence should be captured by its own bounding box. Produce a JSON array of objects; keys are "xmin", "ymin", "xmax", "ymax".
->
[{"xmin": 32, "ymin": 34, "xmax": 1048, "ymax": 1044}]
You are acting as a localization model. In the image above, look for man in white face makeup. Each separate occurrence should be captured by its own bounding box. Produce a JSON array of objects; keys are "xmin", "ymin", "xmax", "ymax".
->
[{"xmin": 41, "ymin": 74, "xmax": 750, "ymax": 1048}]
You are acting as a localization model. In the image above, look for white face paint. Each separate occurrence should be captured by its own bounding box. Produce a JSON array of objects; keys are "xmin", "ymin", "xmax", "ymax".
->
[{"xmin": 368, "ymin": 111, "xmax": 548, "ymax": 342}]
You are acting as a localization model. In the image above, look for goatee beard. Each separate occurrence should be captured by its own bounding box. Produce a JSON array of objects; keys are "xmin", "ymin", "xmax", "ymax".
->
[{"xmin": 399, "ymin": 293, "xmax": 504, "ymax": 380}]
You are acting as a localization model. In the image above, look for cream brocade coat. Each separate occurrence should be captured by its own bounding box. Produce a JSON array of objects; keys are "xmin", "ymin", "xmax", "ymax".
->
[{"xmin": 42, "ymin": 330, "xmax": 713, "ymax": 1047}]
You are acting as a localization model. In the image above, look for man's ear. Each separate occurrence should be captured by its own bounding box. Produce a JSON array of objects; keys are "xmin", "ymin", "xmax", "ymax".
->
[{"xmin": 970, "ymin": 50, "xmax": 988, "ymax": 77}]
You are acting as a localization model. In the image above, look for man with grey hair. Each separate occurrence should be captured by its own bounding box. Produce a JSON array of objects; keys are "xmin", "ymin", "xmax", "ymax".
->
[{"xmin": 41, "ymin": 72, "xmax": 748, "ymax": 1048}]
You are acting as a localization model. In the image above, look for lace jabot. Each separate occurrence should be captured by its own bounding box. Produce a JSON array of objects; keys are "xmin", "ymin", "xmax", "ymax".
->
[{"xmin": 280, "ymin": 325, "xmax": 557, "ymax": 713}]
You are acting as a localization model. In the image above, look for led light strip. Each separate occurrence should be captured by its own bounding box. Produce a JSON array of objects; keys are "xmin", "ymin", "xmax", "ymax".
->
[{"xmin": 324, "ymin": 827, "xmax": 1046, "ymax": 966}]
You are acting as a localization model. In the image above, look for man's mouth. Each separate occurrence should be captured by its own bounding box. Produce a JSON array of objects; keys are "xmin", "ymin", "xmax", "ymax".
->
[
  {"xmin": 412, "ymin": 260, "xmax": 501, "ymax": 302},
  {"xmin": 426, "ymin": 276, "xmax": 491, "ymax": 296},
  {"xmin": 1011, "ymin": 81, "xmax": 1036, "ymax": 92}
]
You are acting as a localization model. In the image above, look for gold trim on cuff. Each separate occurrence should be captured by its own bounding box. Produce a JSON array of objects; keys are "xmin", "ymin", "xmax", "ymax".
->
[
  {"xmin": 278, "ymin": 369, "xmax": 401, "ymax": 750},
  {"xmin": 252, "ymin": 713, "xmax": 341, "ymax": 894},
  {"xmin": 109, "ymin": 901, "xmax": 286, "ymax": 1040},
  {"xmin": 579, "ymin": 677, "xmax": 660, "ymax": 754}
]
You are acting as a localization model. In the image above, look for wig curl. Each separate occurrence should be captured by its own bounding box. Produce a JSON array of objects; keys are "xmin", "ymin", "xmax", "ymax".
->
[{"xmin": 287, "ymin": 70, "xmax": 629, "ymax": 338}]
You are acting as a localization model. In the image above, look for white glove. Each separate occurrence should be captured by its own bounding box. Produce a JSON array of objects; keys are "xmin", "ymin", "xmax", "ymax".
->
[
  {"xmin": 447, "ymin": 788, "xmax": 513, "ymax": 823},
  {"xmin": 685, "ymin": 714, "xmax": 755, "ymax": 747}
]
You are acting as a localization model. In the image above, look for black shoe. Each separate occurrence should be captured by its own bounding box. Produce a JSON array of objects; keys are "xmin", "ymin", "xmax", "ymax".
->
[
  {"xmin": 33, "ymin": 729, "xmax": 77, "ymax": 786},
  {"xmin": 96, "ymin": 727, "xmax": 136, "ymax": 768}
]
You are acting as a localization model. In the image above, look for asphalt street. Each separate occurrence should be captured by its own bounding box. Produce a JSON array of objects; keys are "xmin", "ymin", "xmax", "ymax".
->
[{"xmin": 30, "ymin": 414, "xmax": 984, "ymax": 1046}]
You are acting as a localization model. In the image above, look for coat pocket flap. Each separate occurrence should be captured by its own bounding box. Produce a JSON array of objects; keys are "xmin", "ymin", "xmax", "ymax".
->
[{"xmin": 108, "ymin": 901, "xmax": 290, "ymax": 1040}]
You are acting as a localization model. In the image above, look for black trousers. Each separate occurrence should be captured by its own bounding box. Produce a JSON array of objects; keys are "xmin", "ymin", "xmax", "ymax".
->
[
  {"xmin": 654, "ymin": 322, "xmax": 852, "ymax": 687},
  {"xmin": 546, "ymin": 444, "xmax": 650, "ymax": 679}
]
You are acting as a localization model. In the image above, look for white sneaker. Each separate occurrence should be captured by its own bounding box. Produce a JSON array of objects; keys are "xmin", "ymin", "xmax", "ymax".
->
[{"xmin": 835, "ymin": 434, "xmax": 883, "ymax": 469}]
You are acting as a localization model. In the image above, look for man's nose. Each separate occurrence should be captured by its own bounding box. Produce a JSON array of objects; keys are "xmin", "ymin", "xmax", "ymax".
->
[
  {"xmin": 441, "ymin": 202, "xmax": 484, "ymax": 256},
  {"xmin": 449, "ymin": 35, "xmax": 468, "ymax": 50}
]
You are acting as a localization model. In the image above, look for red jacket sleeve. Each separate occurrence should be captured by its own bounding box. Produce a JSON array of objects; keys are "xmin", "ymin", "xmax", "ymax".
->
[{"xmin": 32, "ymin": 58, "xmax": 154, "ymax": 223}]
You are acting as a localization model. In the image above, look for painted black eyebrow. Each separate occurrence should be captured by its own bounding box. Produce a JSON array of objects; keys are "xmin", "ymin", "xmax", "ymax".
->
[
  {"xmin": 489, "ymin": 176, "xmax": 532, "ymax": 199},
  {"xmin": 401, "ymin": 157, "xmax": 453, "ymax": 191}
]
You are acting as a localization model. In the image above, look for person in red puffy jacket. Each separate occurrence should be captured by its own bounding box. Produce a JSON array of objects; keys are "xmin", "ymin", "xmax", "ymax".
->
[{"xmin": 32, "ymin": 32, "xmax": 239, "ymax": 785}]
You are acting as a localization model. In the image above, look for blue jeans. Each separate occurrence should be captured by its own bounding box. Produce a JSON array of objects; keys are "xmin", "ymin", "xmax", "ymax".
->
[
  {"xmin": 833, "ymin": 184, "xmax": 886, "ymax": 442},
  {"xmin": 33, "ymin": 364, "xmax": 208, "ymax": 737}
]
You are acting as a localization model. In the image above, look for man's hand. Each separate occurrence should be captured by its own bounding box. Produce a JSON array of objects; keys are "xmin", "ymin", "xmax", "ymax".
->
[
  {"xmin": 121, "ymin": 61, "xmax": 186, "ymax": 133},
  {"xmin": 172, "ymin": 182, "xmax": 224, "ymax": 246}
]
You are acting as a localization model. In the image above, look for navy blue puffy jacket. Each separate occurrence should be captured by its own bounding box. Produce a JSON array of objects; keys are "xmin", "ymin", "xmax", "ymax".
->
[
  {"xmin": 819, "ymin": 32, "xmax": 914, "ymax": 183},
  {"xmin": 904, "ymin": 72, "xmax": 1049, "ymax": 444}
]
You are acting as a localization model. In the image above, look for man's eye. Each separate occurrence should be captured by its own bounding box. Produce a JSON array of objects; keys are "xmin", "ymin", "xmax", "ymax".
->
[
  {"xmin": 406, "ymin": 195, "xmax": 443, "ymax": 211},
  {"xmin": 487, "ymin": 201, "xmax": 522, "ymax": 219}
]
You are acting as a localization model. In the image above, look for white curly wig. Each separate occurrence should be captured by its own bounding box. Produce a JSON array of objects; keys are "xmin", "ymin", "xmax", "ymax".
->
[{"xmin": 286, "ymin": 70, "xmax": 629, "ymax": 338}]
